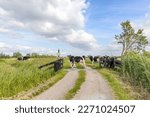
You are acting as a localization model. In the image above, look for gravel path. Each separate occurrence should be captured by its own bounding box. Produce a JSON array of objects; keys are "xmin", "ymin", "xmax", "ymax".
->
[
  {"xmin": 33, "ymin": 69, "xmax": 78, "ymax": 100},
  {"xmin": 72, "ymin": 67, "xmax": 114, "ymax": 100}
]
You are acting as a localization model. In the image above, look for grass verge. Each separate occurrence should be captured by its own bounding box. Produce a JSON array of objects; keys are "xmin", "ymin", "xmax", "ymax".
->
[
  {"xmin": 99, "ymin": 68, "xmax": 135, "ymax": 100},
  {"xmin": 3, "ymin": 69, "xmax": 67, "ymax": 100},
  {"xmin": 0, "ymin": 58, "xmax": 58, "ymax": 98},
  {"xmin": 76, "ymin": 63, "xmax": 85, "ymax": 69},
  {"xmin": 65, "ymin": 70, "xmax": 86, "ymax": 99}
]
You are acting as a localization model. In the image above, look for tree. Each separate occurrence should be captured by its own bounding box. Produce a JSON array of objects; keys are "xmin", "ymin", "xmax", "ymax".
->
[
  {"xmin": 0, "ymin": 53, "xmax": 10, "ymax": 58},
  {"xmin": 26, "ymin": 53, "xmax": 30, "ymax": 56},
  {"xmin": 13, "ymin": 52, "xmax": 22, "ymax": 58},
  {"xmin": 31, "ymin": 53, "xmax": 39, "ymax": 58},
  {"xmin": 115, "ymin": 20, "xmax": 148, "ymax": 56}
]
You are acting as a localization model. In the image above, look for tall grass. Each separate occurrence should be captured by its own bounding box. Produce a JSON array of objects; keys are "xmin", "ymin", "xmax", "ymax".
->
[
  {"xmin": 122, "ymin": 52, "xmax": 150, "ymax": 92},
  {"xmin": 0, "ymin": 57, "xmax": 62, "ymax": 98},
  {"xmin": 63, "ymin": 58, "xmax": 71, "ymax": 69}
]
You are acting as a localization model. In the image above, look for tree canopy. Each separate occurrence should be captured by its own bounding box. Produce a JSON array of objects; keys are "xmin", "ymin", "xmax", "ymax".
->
[
  {"xmin": 13, "ymin": 52, "xmax": 22, "ymax": 58},
  {"xmin": 115, "ymin": 20, "xmax": 148, "ymax": 56}
]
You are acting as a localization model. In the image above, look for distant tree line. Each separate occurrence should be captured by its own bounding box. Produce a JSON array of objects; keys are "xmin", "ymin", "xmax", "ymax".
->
[
  {"xmin": 0, "ymin": 53, "xmax": 10, "ymax": 58},
  {"xmin": 0, "ymin": 52, "xmax": 56, "ymax": 58}
]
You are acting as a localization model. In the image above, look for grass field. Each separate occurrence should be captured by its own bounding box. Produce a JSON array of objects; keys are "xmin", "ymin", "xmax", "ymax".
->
[{"xmin": 0, "ymin": 57, "xmax": 65, "ymax": 98}]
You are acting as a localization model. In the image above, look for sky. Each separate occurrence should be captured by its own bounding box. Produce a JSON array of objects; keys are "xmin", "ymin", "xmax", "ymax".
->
[{"xmin": 0, "ymin": 0, "xmax": 150, "ymax": 56}]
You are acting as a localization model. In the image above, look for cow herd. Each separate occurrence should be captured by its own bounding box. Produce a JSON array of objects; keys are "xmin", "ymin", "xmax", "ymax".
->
[
  {"xmin": 99, "ymin": 56, "xmax": 122, "ymax": 68},
  {"xmin": 17, "ymin": 55, "xmax": 121, "ymax": 69},
  {"xmin": 68, "ymin": 55, "xmax": 121, "ymax": 69}
]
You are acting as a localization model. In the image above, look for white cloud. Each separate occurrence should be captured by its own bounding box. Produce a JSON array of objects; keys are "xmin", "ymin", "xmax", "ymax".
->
[
  {"xmin": 64, "ymin": 30, "xmax": 99, "ymax": 50},
  {"xmin": 0, "ymin": 0, "xmax": 99, "ymax": 50},
  {"xmin": 0, "ymin": 28, "xmax": 10, "ymax": 33}
]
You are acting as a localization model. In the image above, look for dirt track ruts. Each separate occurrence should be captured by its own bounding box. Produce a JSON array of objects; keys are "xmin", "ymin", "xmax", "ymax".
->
[
  {"xmin": 33, "ymin": 69, "xmax": 78, "ymax": 100},
  {"xmin": 72, "ymin": 67, "xmax": 114, "ymax": 100}
]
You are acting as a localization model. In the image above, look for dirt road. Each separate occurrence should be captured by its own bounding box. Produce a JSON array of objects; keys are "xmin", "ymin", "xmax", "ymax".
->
[
  {"xmin": 33, "ymin": 69, "xmax": 78, "ymax": 100},
  {"xmin": 72, "ymin": 67, "xmax": 114, "ymax": 100},
  {"xmin": 33, "ymin": 67, "xmax": 114, "ymax": 100}
]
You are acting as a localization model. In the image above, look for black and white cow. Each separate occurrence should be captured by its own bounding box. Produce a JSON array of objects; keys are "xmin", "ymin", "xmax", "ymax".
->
[
  {"xmin": 68, "ymin": 55, "xmax": 86, "ymax": 68},
  {"xmin": 99, "ymin": 56, "xmax": 112, "ymax": 68},
  {"xmin": 68, "ymin": 55, "xmax": 75, "ymax": 68},
  {"xmin": 23, "ymin": 56, "xmax": 30, "ymax": 60},
  {"xmin": 17, "ymin": 56, "xmax": 30, "ymax": 61},
  {"xmin": 18, "ymin": 56, "xmax": 23, "ymax": 61},
  {"xmin": 88, "ymin": 56, "xmax": 99, "ymax": 64},
  {"xmin": 88, "ymin": 56, "xmax": 94, "ymax": 64},
  {"xmin": 93, "ymin": 56, "xmax": 99, "ymax": 62},
  {"xmin": 99, "ymin": 56, "xmax": 122, "ymax": 69}
]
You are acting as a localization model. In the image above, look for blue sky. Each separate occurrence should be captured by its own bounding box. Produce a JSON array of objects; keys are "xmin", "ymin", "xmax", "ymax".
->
[
  {"xmin": 85, "ymin": 0, "xmax": 150, "ymax": 45},
  {"xmin": 0, "ymin": 0, "xmax": 150, "ymax": 56}
]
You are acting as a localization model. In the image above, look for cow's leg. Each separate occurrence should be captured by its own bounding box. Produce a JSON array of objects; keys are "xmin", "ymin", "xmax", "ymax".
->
[
  {"xmin": 69, "ymin": 60, "xmax": 74, "ymax": 68},
  {"xmin": 92, "ymin": 60, "xmax": 94, "ymax": 64},
  {"xmin": 82, "ymin": 58, "xmax": 86, "ymax": 68},
  {"xmin": 69, "ymin": 60, "xmax": 72, "ymax": 68},
  {"xmin": 73, "ymin": 62, "xmax": 76, "ymax": 68},
  {"xmin": 79, "ymin": 60, "xmax": 84, "ymax": 67}
]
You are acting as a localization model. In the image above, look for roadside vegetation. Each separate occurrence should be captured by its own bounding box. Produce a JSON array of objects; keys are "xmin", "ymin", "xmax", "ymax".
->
[
  {"xmin": 122, "ymin": 52, "xmax": 150, "ymax": 90},
  {"xmin": 121, "ymin": 52, "xmax": 150, "ymax": 98},
  {"xmin": 115, "ymin": 20, "xmax": 150, "ymax": 98},
  {"xmin": 63, "ymin": 57, "xmax": 71, "ymax": 69},
  {"xmin": 0, "ymin": 57, "xmax": 66, "ymax": 99},
  {"xmin": 11, "ymin": 69, "xmax": 67, "ymax": 100},
  {"xmin": 65, "ymin": 70, "xmax": 86, "ymax": 99},
  {"xmin": 76, "ymin": 63, "xmax": 85, "ymax": 69},
  {"xmin": 99, "ymin": 69, "xmax": 136, "ymax": 99}
]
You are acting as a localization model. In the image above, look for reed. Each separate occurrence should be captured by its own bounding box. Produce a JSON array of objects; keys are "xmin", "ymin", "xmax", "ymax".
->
[{"xmin": 121, "ymin": 52, "xmax": 150, "ymax": 92}]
